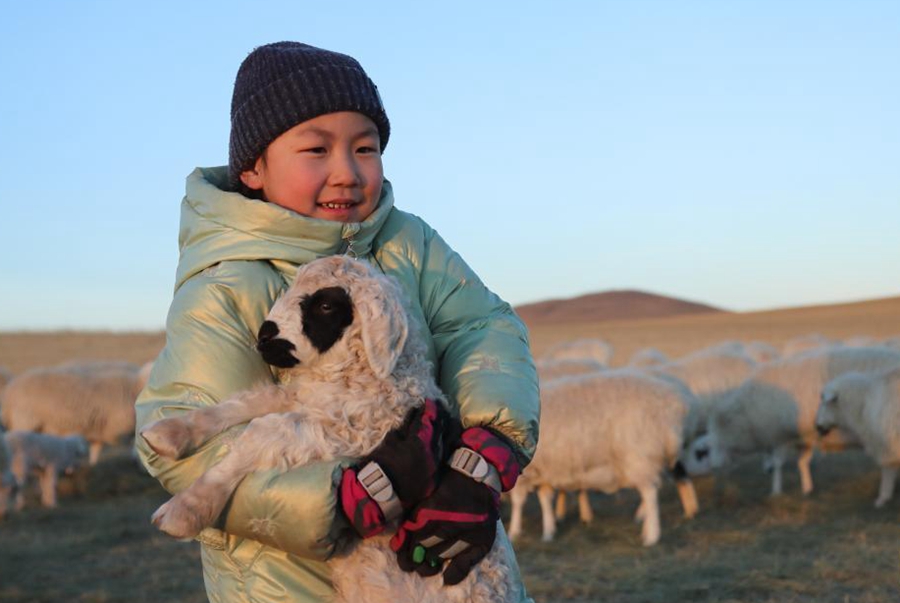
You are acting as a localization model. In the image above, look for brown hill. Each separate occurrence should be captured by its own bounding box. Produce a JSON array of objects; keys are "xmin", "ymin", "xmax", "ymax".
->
[{"xmin": 514, "ymin": 289, "xmax": 725, "ymax": 326}]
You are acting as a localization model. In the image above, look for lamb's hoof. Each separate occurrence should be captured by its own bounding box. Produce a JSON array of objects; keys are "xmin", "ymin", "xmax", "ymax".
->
[
  {"xmin": 151, "ymin": 494, "xmax": 209, "ymax": 540},
  {"xmin": 141, "ymin": 418, "xmax": 193, "ymax": 459}
]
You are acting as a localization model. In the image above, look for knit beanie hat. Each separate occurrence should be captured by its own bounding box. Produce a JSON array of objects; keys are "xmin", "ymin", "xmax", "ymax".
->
[{"xmin": 228, "ymin": 41, "xmax": 390, "ymax": 189}]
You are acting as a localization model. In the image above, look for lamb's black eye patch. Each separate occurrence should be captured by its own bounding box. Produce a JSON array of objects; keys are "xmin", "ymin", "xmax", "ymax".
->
[
  {"xmin": 300, "ymin": 286, "xmax": 354, "ymax": 353},
  {"xmin": 695, "ymin": 449, "xmax": 710, "ymax": 461}
]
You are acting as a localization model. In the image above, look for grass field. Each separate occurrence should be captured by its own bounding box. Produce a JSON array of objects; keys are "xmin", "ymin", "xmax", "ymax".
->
[{"xmin": 1, "ymin": 295, "xmax": 899, "ymax": 602}]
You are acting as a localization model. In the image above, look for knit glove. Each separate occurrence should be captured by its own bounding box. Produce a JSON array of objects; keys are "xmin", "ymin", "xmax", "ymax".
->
[
  {"xmin": 340, "ymin": 399, "xmax": 450, "ymax": 538},
  {"xmin": 389, "ymin": 427, "xmax": 521, "ymax": 585}
]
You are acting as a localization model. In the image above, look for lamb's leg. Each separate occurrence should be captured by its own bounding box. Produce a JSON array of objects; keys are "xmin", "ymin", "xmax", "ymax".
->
[
  {"xmin": 797, "ymin": 446, "xmax": 814, "ymax": 495},
  {"xmin": 537, "ymin": 484, "xmax": 556, "ymax": 542},
  {"xmin": 770, "ymin": 448, "xmax": 787, "ymax": 496},
  {"xmin": 637, "ymin": 485, "xmax": 660, "ymax": 546},
  {"xmin": 141, "ymin": 386, "xmax": 296, "ymax": 459},
  {"xmin": 39, "ymin": 466, "xmax": 58, "ymax": 508},
  {"xmin": 875, "ymin": 466, "xmax": 898, "ymax": 508},
  {"xmin": 88, "ymin": 442, "xmax": 103, "ymax": 466},
  {"xmin": 578, "ymin": 489, "xmax": 594, "ymax": 524},
  {"xmin": 554, "ymin": 490, "xmax": 568, "ymax": 521},
  {"xmin": 152, "ymin": 412, "xmax": 319, "ymax": 539},
  {"xmin": 508, "ymin": 482, "xmax": 528, "ymax": 541}
]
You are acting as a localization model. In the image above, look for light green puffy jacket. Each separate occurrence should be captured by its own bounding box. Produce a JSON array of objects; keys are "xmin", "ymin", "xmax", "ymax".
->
[{"xmin": 135, "ymin": 167, "xmax": 539, "ymax": 602}]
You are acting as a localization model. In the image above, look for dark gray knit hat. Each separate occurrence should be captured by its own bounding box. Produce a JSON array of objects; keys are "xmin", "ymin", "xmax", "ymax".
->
[{"xmin": 228, "ymin": 41, "xmax": 390, "ymax": 189}]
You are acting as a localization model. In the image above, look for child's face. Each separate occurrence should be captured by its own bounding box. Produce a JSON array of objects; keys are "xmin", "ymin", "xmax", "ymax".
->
[{"xmin": 240, "ymin": 112, "xmax": 384, "ymax": 222}]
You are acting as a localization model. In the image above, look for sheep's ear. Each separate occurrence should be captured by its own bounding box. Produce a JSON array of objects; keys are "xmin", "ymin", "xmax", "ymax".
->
[{"xmin": 356, "ymin": 281, "xmax": 409, "ymax": 380}]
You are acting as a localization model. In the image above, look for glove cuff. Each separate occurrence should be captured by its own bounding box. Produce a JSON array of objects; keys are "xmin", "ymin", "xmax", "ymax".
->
[
  {"xmin": 458, "ymin": 427, "xmax": 521, "ymax": 492},
  {"xmin": 340, "ymin": 466, "xmax": 398, "ymax": 539}
]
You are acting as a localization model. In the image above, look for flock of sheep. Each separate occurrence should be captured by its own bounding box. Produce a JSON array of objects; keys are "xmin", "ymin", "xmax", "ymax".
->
[
  {"xmin": 3, "ymin": 331, "xmax": 900, "ymax": 556},
  {"xmin": 515, "ymin": 334, "xmax": 900, "ymax": 546},
  {"xmin": 0, "ymin": 360, "xmax": 152, "ymax": 518}
]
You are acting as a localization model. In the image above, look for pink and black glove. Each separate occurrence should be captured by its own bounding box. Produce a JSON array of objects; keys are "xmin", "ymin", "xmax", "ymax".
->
[
  {"xmin": 340, "ymin": 399, "xmax": 451, "ymax": 538},
  {"xmin": 389, "ymin": 427, "xmax": 521, "ymax": 585}
]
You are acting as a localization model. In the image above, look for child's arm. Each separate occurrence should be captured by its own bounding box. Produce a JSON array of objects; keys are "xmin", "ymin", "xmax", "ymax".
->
[
  {"xmin": 417, "ymin": 226, "xmax": 540, "ymax": 467},
  {"xmin": 135, "ymin": 266, "xmax": 354, "ymax": 560}
]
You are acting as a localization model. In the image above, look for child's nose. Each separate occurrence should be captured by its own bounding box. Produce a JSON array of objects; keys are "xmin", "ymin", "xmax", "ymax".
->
[{"xmin": 328, "ymin": 153, "xmax": 362, "ymax": 186}]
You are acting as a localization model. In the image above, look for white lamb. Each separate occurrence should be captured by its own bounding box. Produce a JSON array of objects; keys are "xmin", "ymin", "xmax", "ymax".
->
[
  {"xmin": 540, "ymin": 338, "xmax": 613, "ymax": 366},
  {"xmin": 816, "ymin": 367, "xmax": 900, "ymax": 507},
  {"xmin": 508, "ymin": 369, "xmax": 698, "ymax": 546},
  {"xmin": 684, "ymin": 346, "xmax": 900, "ymax": 496},
  {"xmin": 140, "ymin": 255, "xmax": 519, "ymax": 603},
  {"xmin": 1, "ymin": 360, "xmax": 145, "ymax": 465},
  {"xmin": 4, "ymin": 430, "xmax": 89, "ymax": 510}
]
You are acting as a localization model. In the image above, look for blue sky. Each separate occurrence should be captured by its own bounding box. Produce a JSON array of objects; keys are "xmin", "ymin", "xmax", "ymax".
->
[{"xmin": 1, "ymin": 1, "xmax": 898, "ymax": 330}]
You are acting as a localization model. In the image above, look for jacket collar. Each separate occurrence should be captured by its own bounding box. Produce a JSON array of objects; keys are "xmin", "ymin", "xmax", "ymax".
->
[{"xmin": 174, "ymin": 166, "xmax": 394, "ymax": 291}]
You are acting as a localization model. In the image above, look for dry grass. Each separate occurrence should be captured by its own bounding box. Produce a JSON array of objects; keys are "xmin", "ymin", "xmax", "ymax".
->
[{"xmin": 2, "ymin": 295, "xmax": 900, "ymax": 601}]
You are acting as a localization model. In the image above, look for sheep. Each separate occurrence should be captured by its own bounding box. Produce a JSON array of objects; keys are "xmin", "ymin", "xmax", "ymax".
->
[
  {"xmin": 508, "ymin": 369, "xmax": 698, "ymax": 546},
  {"xmin": 627, "ymin": 347, "xmax": 669, "ymax": 368},
  {"xmin": 651, "ymin": 347, "xmax": 757, "ymax": 446},
  {"xmin": 1, "ymin": 361, "xmax": 146, "ymax": 465},
  {"xmin": 782, "ymin": 333, "xmax": 836, "ymax": 358},
  {"xmin": 139, "ymin": 255, "xmax": 520, "ymax": 603},
  {"xmin": 4, "ymin": 430, "xmax": 89, "ymax": 510},
  {"xmin": 816, "ymin": 367, "xmax": 900, "ymax": 507},
  {"xmin": 540, "ymin": 338, "xmax": 613, "ymax": 366},
  {"xmin": 0, "ymin": 432, "xmax": 16, "ymax": 519},
  {"xmin": 536, "ymin": 357, "xmax": 605, "ymax": 383},
  {"xmin": 684, "ymin": 346, "xmax": 900, "ymax": 496}
]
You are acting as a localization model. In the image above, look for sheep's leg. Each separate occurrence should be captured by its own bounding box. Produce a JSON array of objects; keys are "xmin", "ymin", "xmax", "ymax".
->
[
  {"xmin": 797, "ymin": 446, "xmax": 814, "ymax": 495},
  {"xmin": 508, "ymin": 482, "xmax": 528, "ymax": 541},
  {"xmin": 39, "ymin": 466, "xmax": 58, "ymax": 508},
  {"xmin": 875, "ymin": 466, "xmax": 898, "ymax": 508},
  {"xmin": 634, "ymin": 500, "xmax": 646, "ymax": 523},
  {"xmin": 88, "ymin": 442, "xmax": 103, "ymax": 466},
  {"xmin": 770, "ymin": 448, "xmax": 788, "ymax": 496},
  {"xmin": 676, "ymin": 479, "xmax": 699, "ymax": 519},
  {"xmin": 141, "ymin": 386, "xmax": 296, "ymax": 460},
  {"xmin": 637, "ymin": 485, "xmax": 660, "ymax": 546},
  {"xmin": 152, "ymin": 412, "xmax": 320, "ymax": 539},
  {"xmin": 578, "ymin": 489, "xmax": 593, "ymax": 524},
  {"xmin": 537, "ymin": 484, "xmax": 556, "ymax": 542},
  {"xmin": 554, "ymin": 490, "xmax": 568, "ymax": 521}
]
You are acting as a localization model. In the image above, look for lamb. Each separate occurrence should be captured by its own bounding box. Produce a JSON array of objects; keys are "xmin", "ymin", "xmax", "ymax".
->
[
  {"xmin": 816, "ymin": 366, "xmax": 900, "ymax": 507},
  {"xmin": 684, "ymin": 346, "xmax": 900, "ymax": 496},
  {"xmin": 139, "ymin": 255, "xmax": 519, "ymax": 603},
  {"xmin": 1, "ymin": 360, "xmax": 145, "ymax": 465},
  {"xmin": 4, "ymin": 430, "xmax": 89, "ymax": 510},
  {"xmin": 508, "ymin": 369, "xmax": 699, "ymax": 546},
  {"xmin": 540, "ymin": 338, "xmax": 613, "ymax": 366}
]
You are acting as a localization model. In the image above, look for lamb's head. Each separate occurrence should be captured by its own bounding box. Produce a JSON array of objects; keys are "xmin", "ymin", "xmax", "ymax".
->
[
  {"xmin": 682, "ymin": 422, "xmax": 729, "ymax": 475},
  {"xmin": 63, "ymin": 435, "xmax": 90, "ymax": 475},
  {"xmin": 816, "ymin": 372, "xmax": 869, "ymax": 436},
  {"xmin": 257, "ymin": 256, "xmax": 409, "ymax": 380}
]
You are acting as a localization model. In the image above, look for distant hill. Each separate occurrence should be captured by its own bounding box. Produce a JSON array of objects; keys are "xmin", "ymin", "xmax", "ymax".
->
[{"xmin": 514, "ymin": 289, "xmax": 726, "ymax": 326}]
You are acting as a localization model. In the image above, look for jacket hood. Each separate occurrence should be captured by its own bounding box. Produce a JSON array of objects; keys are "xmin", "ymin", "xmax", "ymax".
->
[{"xmin": 174, "ymin": 166, "xmax": 395, "ymax": 291}]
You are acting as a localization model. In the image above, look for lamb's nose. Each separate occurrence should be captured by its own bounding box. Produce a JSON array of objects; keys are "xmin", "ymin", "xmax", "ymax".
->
[{"xmin": 257, "ymin": 321, "xmax": 280, "ymax": 346}]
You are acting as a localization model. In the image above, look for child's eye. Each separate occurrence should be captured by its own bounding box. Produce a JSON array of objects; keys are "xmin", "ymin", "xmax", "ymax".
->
[
  {"xmin": 301, "ymin": 147, "xmax": 327, "ymax": 155},
  {"xmin": 357, "ymin": 146, "xmax": 378, "ymax": 154}
]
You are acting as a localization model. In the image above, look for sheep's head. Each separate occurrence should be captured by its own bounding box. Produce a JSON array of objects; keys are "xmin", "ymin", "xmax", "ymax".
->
[
  {"xmin": 815, "ymin": 382, "xmax": 840, "ymax": 436},
  {"xmin": 63, "ymin": 435, "xmax": 90, "ymax": 474},
  {"xmin": 257, "ymin": 256, "xmax": 409, "ymax": 380},
  {"xmin": 682, "ymin": 426, "xmax": 729, "ymax": 476}
]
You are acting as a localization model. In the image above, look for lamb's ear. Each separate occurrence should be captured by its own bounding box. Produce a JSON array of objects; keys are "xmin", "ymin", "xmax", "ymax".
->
[{"xmin": 356, "ymin": 279, "xmax": 409, "ymax": 380}]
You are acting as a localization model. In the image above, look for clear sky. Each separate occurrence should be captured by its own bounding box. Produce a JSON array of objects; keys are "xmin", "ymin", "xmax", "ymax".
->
[{"xmin": 1, "ymin": 1, "xmax": 897, "ymax": 330}]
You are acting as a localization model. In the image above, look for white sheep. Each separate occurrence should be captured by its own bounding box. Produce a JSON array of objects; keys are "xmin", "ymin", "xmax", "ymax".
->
[
  {"xmin": 684, "ymin": 346, "xmax": 900, "ymax": 496},
  {"xmin": 540, "ymin": 338, "xmax": 613, "ymax": 366},
  {"xmin": 140, "ymin": 255, "xmax": 520, "ymax": 603},
  {"xmin": 651, "ymin": 347, "xmax": 757, "ymax": 446},
  {"xmin": 816, "ymin": 367, "xmax": 900, "ymax": 507},
  {"xmin": 0, "ymin": 432, "xmax": 16, "ymax": 519},
  {"xmin": 627, "ymin": 347, "xmax": 669, "ymax": 368},
  {"xmin": 508, "ymin": 369, "xmax": 698, "ymax": 547},
  {"xmin": 4, "ymin": 430, "xmax": 89, "ymax": 510},
  {"xmin": 782, "ymin": 333, "xmax": 836, "ymax": 357},
  {"xmin": 1, "ymin": 361, "xmax": 146, "ymax": 465}
]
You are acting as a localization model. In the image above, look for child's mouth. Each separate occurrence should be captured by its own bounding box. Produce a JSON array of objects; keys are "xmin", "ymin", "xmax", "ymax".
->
[{"xmin": 318, "ymin": 201, "xmax": 359, "ymax": 210}]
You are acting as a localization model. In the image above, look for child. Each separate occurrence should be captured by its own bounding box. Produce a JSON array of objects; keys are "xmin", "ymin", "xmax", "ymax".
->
[{"xmin": 135, "ymin": 41, "xmax": 539, "ymax": 603}]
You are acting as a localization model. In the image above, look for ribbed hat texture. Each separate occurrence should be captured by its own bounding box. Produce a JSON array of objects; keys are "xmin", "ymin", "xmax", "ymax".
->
[{"xmin": 228, "ymin": 42, "xmax": 390, "ymax": 189}]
